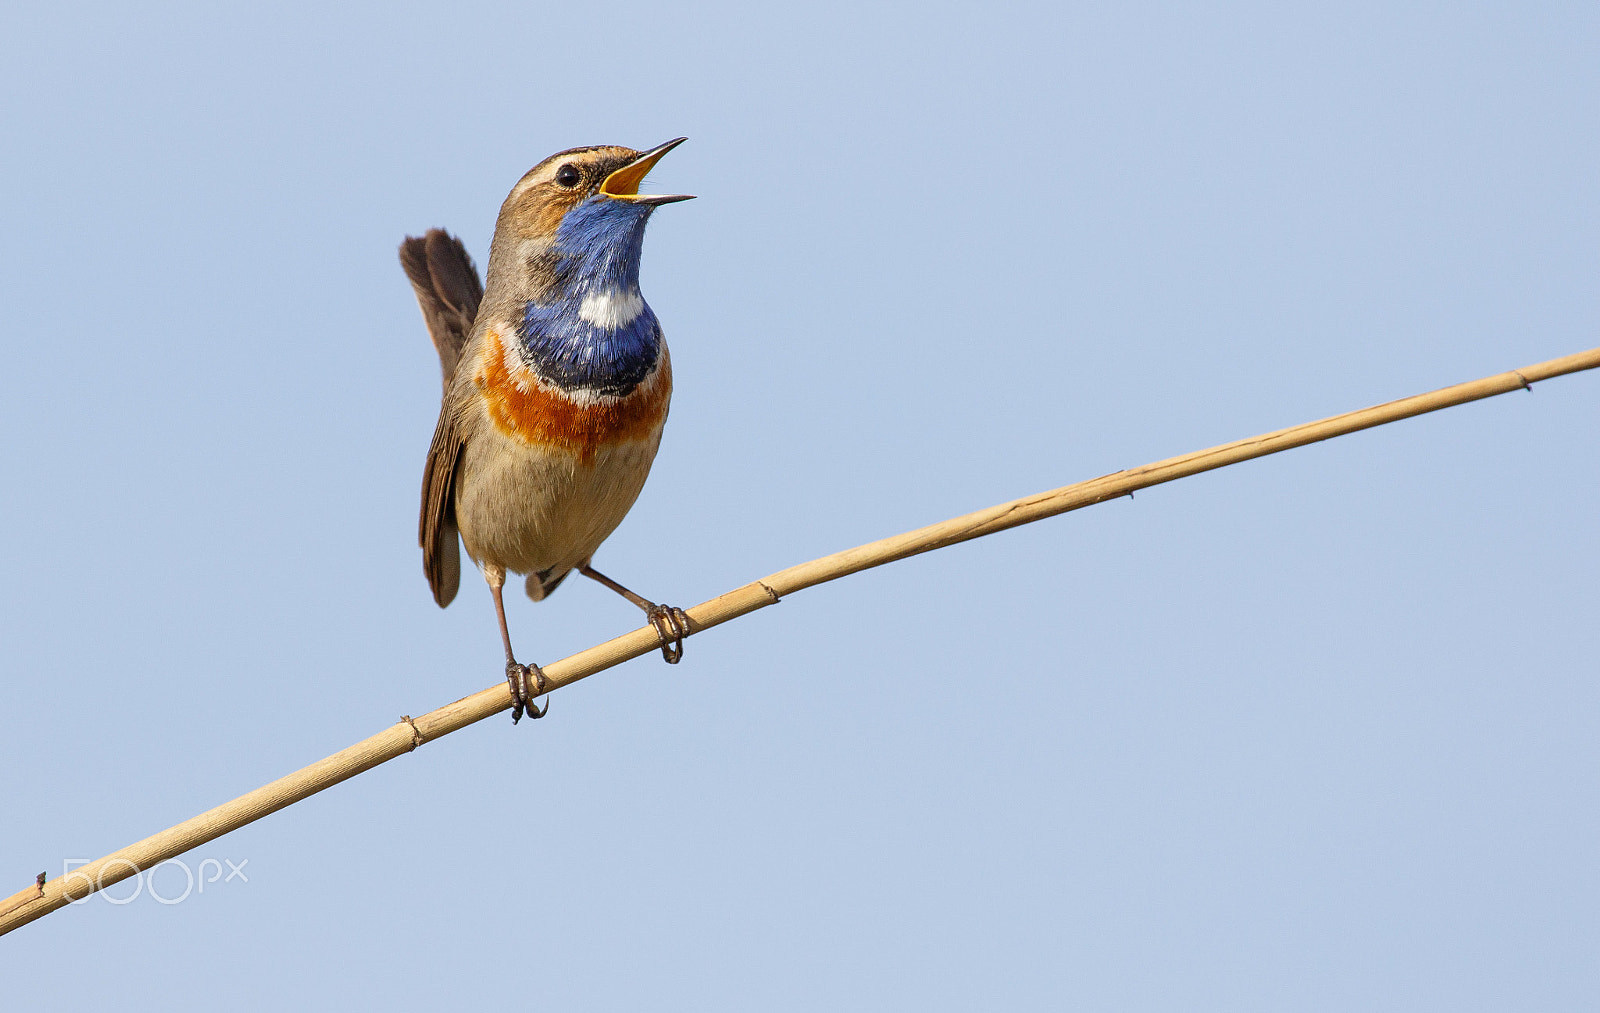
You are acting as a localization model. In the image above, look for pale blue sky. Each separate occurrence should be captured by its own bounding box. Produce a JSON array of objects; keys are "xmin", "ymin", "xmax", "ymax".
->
[{"xmin": 3, "ymin": 2, "xmax": 1597, "ymax": 1009}]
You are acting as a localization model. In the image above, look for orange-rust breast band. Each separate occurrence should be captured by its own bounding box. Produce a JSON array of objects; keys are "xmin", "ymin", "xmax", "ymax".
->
[{"xmin": 475, "ymin": 329, "xmax": 671, "ymax": 462}]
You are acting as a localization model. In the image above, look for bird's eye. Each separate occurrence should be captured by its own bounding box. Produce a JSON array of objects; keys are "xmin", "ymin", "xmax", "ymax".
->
[{"xmin": 555, "ymin": 164, "xmax": 581, "ymax": 188}]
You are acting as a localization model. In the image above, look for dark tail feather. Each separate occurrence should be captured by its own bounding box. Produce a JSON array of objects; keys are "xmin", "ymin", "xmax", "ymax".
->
[
  {"xmin": 399, "ymin": 229, "xmax": 484, "ymax": 390},
  {"xmin": 524, "ymin": 566, "xmax": 571, "ymax": 602}
]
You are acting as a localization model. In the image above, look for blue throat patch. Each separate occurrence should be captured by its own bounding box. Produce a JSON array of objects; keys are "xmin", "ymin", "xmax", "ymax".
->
[{"xmin": 517, "ymin": 196, "xmax": 662, "ymax": 396}]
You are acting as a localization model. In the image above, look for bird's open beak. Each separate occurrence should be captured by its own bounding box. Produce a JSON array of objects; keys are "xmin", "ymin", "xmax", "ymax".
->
[{"xmin": 601, "ymin": 137, "xmax": 695, "ymax": 205}]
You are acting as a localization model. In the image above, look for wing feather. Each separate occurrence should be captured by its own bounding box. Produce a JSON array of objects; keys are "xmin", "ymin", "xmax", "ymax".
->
[
  {"xmin": 419, "ymin": 406, "xmax": 465, "ymax": 607},
  {"xmin": 404, "ymin": 228, "xmax": 482, "ymax": 607}
]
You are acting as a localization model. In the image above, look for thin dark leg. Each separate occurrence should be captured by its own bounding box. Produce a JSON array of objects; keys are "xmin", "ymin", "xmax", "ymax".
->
[
  {"xmin": 488, "ymin": 564, "xmax": 546, "ymax": 723},
  {"xmin": 577, "ymin": 562, "xmax": 691, "ymax": 664}
]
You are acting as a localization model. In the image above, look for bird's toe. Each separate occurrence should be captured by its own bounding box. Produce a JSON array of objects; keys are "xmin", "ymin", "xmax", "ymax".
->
[
  {"xmin": 505, "ymin": 661, "xmax": 549, "ymax": 724},
  {"xmin": 645, "ymin": 604, "xmax": 691, "ymax": 664}
]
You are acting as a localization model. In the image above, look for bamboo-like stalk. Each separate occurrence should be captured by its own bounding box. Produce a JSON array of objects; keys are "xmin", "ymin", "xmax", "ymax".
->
[{"xmin": 4, "ymin": 346, "xmax": 1596, "ymax": 937}]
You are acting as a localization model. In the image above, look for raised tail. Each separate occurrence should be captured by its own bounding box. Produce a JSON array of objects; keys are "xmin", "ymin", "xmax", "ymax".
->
[{"xmin": 399, "ymin": 229, "xmax": 484, "ymax": 390}]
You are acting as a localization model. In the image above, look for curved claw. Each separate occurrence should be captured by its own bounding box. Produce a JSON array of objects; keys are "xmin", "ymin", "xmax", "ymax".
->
[
  {"xmin": 645, "ymin": 605, "xmax": 691, "ymax": 664},
  {"xmin": 506, "ymin": 661, "xmax": 549, "ymax": 724}
]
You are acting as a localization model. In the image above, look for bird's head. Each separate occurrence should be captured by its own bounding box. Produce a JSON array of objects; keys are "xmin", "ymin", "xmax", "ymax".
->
[{"xmin": 488, "ymin": 138, "xmax": 693, "ymax": 302}]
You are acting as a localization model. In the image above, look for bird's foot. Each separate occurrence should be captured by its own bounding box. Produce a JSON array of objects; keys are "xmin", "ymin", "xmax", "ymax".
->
[
  {"xmin": 506, "ymin": 661, "xmax": 549, "ymax": 724},
  {"xmin": 645, "ymin": 604, "xmax": 691, "ymax": 664}
]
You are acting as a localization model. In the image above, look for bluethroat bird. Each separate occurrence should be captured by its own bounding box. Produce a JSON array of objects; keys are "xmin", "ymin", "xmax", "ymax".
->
[{"xmin": 400, "ymin": 138, "xmax": 695, "ymax": 723}]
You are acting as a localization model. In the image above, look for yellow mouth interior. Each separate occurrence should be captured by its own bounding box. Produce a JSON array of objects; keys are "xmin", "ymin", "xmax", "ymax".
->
[{"xmin": 601, "ymin": 143, "xmax": 677, "ymax": 198}]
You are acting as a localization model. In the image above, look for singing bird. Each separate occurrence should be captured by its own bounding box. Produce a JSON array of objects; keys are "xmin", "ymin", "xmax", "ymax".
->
[{"xmin": 401, "ymin": 138, "xmax": 695, "ymax": 722}]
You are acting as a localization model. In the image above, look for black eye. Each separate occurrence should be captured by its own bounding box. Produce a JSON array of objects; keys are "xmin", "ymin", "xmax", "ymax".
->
[{"xmin": 555, "ymin": 164, "xmax": 581, "ymax": 188}]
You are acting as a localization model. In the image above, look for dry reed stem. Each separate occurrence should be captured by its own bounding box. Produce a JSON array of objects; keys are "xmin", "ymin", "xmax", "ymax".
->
[{"xmin": 4, "ymin": 346, "xmax": 1596, "ymax": 937}]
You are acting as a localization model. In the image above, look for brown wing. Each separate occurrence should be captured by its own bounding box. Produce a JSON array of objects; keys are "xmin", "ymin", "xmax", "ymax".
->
[
  {"xmin": 399, "ymin": 229, "xmax": 484, "ymax": 390},
  {"xmin": 419, "ymin": 404, "xmax": 465, "ymax": 608}
]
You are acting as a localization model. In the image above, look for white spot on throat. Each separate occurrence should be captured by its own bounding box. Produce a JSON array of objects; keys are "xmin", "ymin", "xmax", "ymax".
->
[{"xmin": 578, "ymin": 287, "xmax": 644, "ymax": 330}]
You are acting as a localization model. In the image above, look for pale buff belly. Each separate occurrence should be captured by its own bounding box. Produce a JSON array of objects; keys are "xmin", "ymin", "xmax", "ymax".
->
[{"xmin": 453, "ymin": 425, "xmax": 664, "ymax": 578}]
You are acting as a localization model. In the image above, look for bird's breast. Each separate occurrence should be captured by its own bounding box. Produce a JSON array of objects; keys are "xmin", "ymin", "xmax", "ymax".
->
[
  {"xmin": 470, "ymin": 326, "xmax": 671, "ymax": 464},
  {"xmin": 519, "ymin": 288, "xmax": 660, "ymax": 394}
]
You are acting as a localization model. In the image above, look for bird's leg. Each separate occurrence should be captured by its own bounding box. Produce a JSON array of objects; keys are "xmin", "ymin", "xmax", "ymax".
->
[
  {"xmin": 577, "ymin": 562, "xmax": 691, "ymax": 664},
  {"xmin": 487, "ymin": 563, "xmax": 546, "ymax": 723}
]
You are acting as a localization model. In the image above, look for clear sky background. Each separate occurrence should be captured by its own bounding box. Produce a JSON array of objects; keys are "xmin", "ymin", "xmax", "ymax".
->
[{"xmin": 3, "ymin": 2, "xmax": 1597, "ymax": 1009}]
